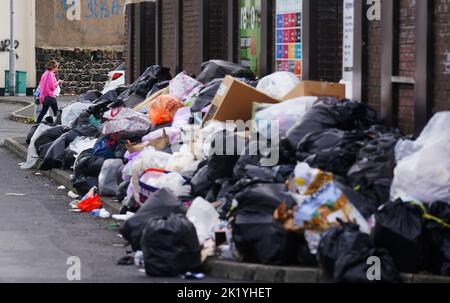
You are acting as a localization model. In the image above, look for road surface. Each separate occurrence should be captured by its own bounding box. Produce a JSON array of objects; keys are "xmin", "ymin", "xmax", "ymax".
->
[{"xmin": 0, "ymin": 102, "xmax": 236, "ymax": 283}]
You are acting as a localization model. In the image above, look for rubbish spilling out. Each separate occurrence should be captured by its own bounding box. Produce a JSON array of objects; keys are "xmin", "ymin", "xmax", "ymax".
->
[{"xmin": 22, "ymin": 60, "xmax": 450, "ymax": 281}]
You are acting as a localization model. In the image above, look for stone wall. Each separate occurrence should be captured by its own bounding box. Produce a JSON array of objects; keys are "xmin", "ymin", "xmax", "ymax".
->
[{"xmin": 36, "ymin": 47, "xmax": 124, "ymax": 95}]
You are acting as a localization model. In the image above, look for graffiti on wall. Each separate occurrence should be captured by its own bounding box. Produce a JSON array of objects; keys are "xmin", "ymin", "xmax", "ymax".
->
[
  {"xmin": 58, "ymin": 0, "xmax": 125, "ymax": 21},
  {"xmin": 0, "ymin": 39, "xmax": 19, "ymax": 59}
]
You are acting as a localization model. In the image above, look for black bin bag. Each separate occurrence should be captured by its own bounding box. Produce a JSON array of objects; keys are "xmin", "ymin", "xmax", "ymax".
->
[
  {"xmin": 190, "ymin": 79, "xmax": 223, "ymax": 112},
  {"xmin": 34, "ymin": 125, "xmax": 69, "ymax": 158},
  {"xmin": 141, "ymin": 213, "xmax": 201, "ymax": 277},
  {"xmin": 72, "ymin": 175, "xmax": 98, "ymax": 197},
  {"xmin": 232, "ymin": 213, "xmax": 289, "ymax": 265},
  {"xmin": 296, "ymin": 129, "xmax": 368, "ymax": 176},
  {"xmin": 334, "ymin": 248, "xmax": 402, "ymax": 283},
  {"xmin": 40, "ymin": 126, "xmax": 97, "ymax": 171},
  {"xmin": 425, "ymin": 202, "xmax": 450, "ymax": 276},
  {"xmin": 231, "ymin": 183, "xmax": 296, "ymax": 265},
  {"xmin": 196, "ymin": 60, "xmax": 256, "ymax": 84},
  {"xmin": 285, "ymin": 100, "xmax": 378, "ymax": 149},
  {"xmin": 190, "ymin": 162, "xmax": 213, "ymax": 198},
  {"xmin": 317, "ymin": 222, "xmax": 375, "ymax": 277},
  {"xmin": 80, "ymin": 90, "xmax": 102, "ymax": 102},
  {"xmin": 207, "ymin": 131, "xmax": 247, "ymax": 181},
  {"xmin": 373, "ymin": 200, "xmax": 430, "ymax": 273},
  {"xmin": 120, "ymin": 188, "xmax": 186, "ymax": 251},
  {"xmin": 347, "ymin": 127, "xmax": 402, "ymax": 210}
]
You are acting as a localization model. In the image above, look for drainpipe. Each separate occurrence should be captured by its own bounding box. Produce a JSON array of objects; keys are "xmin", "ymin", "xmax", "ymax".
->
[{"xmin": 8, "ymin": 0, "xmax": 16, "ymax": 96}]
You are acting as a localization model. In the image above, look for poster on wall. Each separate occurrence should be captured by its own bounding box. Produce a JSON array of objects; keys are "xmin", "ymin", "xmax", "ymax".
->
[
  {"xmin": 275, "ymin": 0, "xmax": 302, "ymax": 78},
  {"xmin": 239, "ymin": 0, "xmax": 262, "ymax": 76}
]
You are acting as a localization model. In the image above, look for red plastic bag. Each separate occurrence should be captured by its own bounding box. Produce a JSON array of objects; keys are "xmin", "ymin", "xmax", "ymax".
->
[
  {"xmin": 77, "ymin": 194, "xmax": 103, "ymax": 212},
  {"xmin": 148, "ymin": 95, "xmax": 183, "ymax": 125}
]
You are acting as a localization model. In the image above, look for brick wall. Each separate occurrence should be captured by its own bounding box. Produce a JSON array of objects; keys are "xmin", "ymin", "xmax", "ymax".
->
[
  {"xmin": 434, "ymin": 0, "xmax": 450, "ymax": 112},
  {"xmin": 162, "ymin": 0, "xmax": 176, "ymax": 76},
  {"xmin": 397, "ymin": 0, "xmax": 416, "ymax": 134},
  {"xmin": 183, "ymin": 0, "xmax": 201, "ymax": 75},
  {"xmin": 315, "ymin": 0, "xmax": 343, "ymax": 82},
  {"xmin": 139, "ymin": 3, "xmax": 157, "ymax": 77},
  {"xmin": 208, "ymin": 0, "xmax": 228, "ymax": 61},
  {"xmin": 363, "ymin": 16, "xmax": 381, "ymax": 113}
]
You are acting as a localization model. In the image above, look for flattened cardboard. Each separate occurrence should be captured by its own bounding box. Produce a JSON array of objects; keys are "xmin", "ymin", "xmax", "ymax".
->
[
  {"xmin": 203, "ymin": 76, "xmax": 279, "ymax": 123},
  {"xmin": 283, "ymin": 81, "xmax": 346, "ymax": 101}
]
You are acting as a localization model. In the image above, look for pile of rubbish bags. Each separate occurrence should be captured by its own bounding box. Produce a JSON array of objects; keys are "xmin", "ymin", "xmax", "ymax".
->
[{"xmin": 23, "ymin": 60, "xmax": 450, "ymax": 281}]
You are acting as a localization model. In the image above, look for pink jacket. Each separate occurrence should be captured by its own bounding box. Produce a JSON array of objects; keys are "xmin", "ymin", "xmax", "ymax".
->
[{"xmin": 39, "ymin": 70, "xmax": 58, "ymax": 104}]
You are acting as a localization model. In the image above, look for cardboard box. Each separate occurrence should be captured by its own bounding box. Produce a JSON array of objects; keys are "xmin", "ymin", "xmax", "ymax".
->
[
  {"xmin": 203, "ymin": 76, "xmax": 279, "ymax": 123},
  {"xmin": 282, "ymin": 81, "xmax": 346, "ymax": 101}
]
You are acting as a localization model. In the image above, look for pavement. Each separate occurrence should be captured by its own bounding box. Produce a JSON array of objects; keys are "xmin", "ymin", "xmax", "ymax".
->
[
  {"xmin": 0, "ymin": 97, "xmax": 237, "ymax": 283},
  {"xmin": 0, "ymin": 103, "xmax": 31, "ymax": 145},
  {"xmin": 0, "ymin": 95, "xmax": 80, "ymax": 124},
  {"xmin": 1, "ymin": 97, "xmax": 450, "ymax": 283}
]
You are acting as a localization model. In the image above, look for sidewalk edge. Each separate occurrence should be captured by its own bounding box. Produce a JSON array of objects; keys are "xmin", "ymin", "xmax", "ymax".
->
[{"xmin": 3, "ymin": 137, "xmax": 121, "ymax": 214}]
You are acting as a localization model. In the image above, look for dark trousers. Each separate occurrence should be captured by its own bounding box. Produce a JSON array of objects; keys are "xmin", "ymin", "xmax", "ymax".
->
[{"xmin": 37, "ymin": 96, "xmax": 58, "ymax": 124}]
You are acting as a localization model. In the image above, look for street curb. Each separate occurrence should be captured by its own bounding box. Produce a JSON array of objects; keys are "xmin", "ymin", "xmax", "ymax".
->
[
  {"xmin": 10, "ymin": 104, "xmax": 35, "ymax": 124},
  {"xmin": 3, "ymin": 136, "xmax": 450, "ymax": 283},
  {"xmin": 202, "ymin": 259, "xmax": 450, "ymax": 283},
  {"xmin": 0, "ymin": 98, "xmax": 34, "ymax": 124},
  {"xmin": 3, "ymin": 137, "xmax": 121, "ymax": 214}
]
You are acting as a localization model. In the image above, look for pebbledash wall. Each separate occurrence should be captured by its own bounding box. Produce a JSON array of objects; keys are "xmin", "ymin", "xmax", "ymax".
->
[{"xmin": 35, "ymin": 0, "xmax": 127, "ymax": 95}]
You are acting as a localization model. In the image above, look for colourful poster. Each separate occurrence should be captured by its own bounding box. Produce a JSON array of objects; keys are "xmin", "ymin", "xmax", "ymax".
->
[
  {"xmin": 275, "ymin": 0, "xmax": 302, "ymax": 78},
  {"xmin": 239, "ymin": 0, "xmax": 262, "ymax": 76}
]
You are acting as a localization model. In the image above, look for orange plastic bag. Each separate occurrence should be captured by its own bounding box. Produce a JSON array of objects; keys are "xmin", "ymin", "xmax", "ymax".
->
[
  {"xmin": 77, "ymin": 194, "xmax": 103, "ymax": 212},
  {"xmin": 148, "ymin": 95, "xmax": 183, "ymax": 125}
]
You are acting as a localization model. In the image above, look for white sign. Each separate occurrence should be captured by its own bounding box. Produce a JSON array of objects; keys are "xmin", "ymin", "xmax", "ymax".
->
[
  {"xmin": 342, "ymin": 0, "xmax": 354, "ymax": 82},
  {"xmin": 276, "ymin": 0, "xmax": 302, "ymax": 14}
]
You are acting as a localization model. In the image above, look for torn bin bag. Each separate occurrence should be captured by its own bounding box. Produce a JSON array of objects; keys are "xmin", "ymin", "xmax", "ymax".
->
[
  {"xmin": 141, "ymin": 213, "xmax": 201, "ymax": 277},
  {"xmin": 373, "ymin": 200, "xmax": 429, "ymax": 273},
  {"xmin": 120, "ymin": 188, "xmax": 186, "ymax": 251}
]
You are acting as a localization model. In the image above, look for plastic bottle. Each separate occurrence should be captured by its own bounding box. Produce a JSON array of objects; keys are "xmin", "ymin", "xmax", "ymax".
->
[{"xmin": 92, "ymin": 208, "xmax": 111, "ymax": 219}]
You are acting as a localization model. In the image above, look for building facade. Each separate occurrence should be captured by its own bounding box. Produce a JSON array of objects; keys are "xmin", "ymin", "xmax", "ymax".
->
[
  {"xmin": 0, "ymin": 0, "xmax": 36, "ymax": 95},
  {"xmin": 35, "ymin": 0, "xmax": 127, "ymax": 95},
  {"xmin": 127, "ymin": 0, "xmax": 450, "ymax": 135}
]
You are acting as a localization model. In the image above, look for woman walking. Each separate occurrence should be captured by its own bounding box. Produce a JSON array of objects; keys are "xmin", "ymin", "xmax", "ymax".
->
[{"xmin": 36, "ymin": 60, "xmax": 64, "ymax": 124}]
